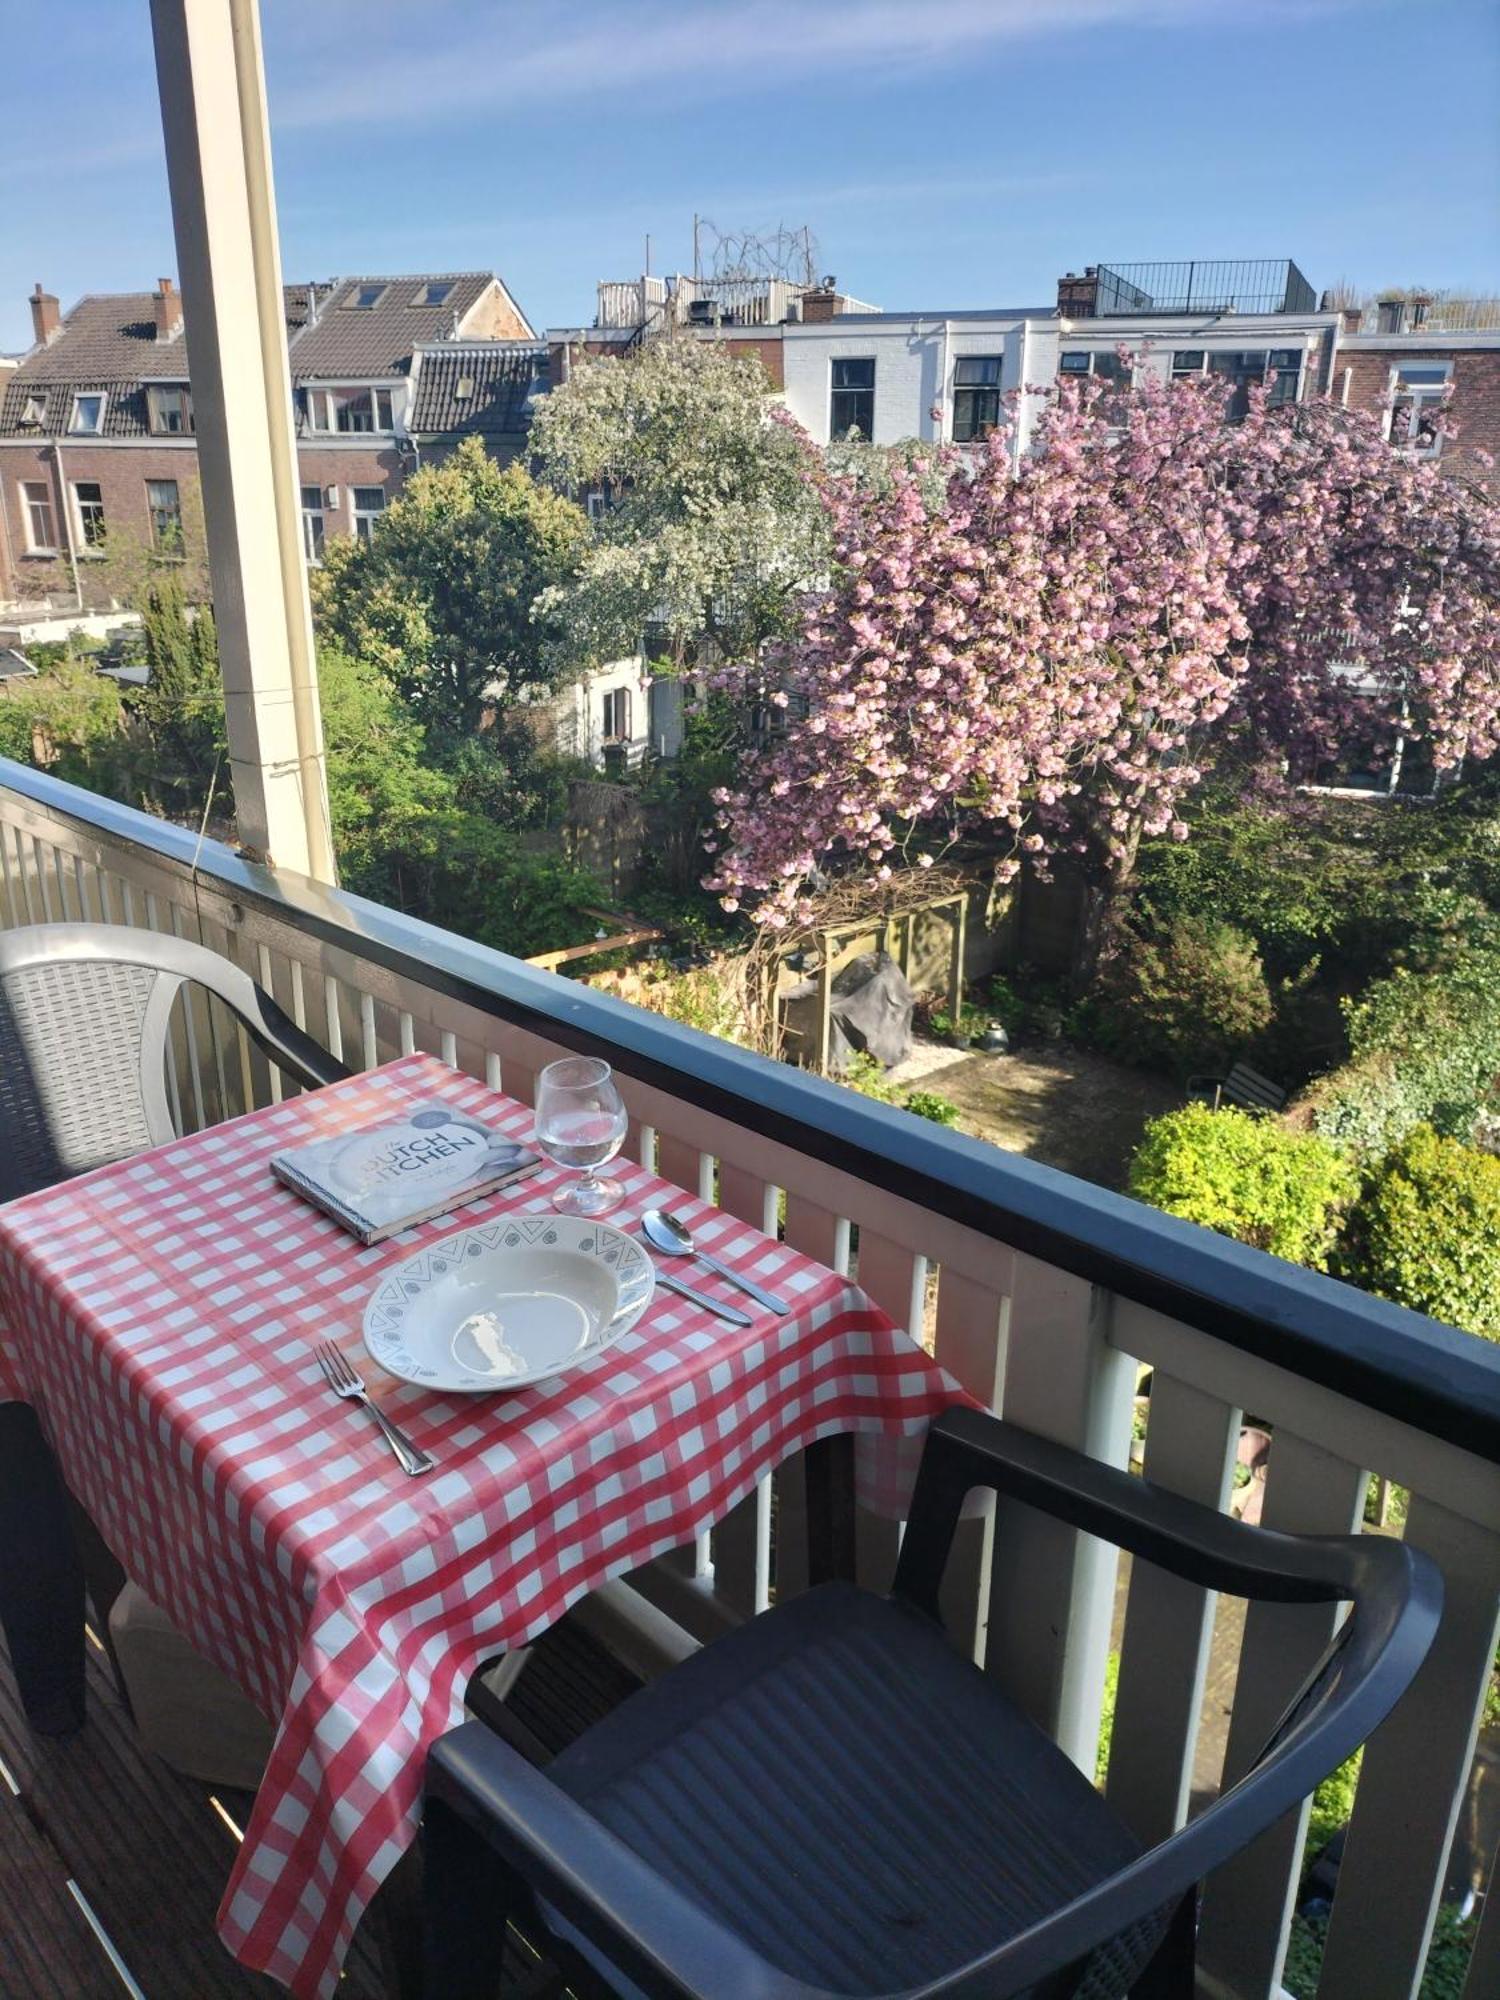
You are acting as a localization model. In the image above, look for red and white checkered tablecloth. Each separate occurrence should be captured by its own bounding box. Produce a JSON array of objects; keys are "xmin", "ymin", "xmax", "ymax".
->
[{"xmin": 0, "ymin": 1052, "xmax": 967, "ymax": 1997}]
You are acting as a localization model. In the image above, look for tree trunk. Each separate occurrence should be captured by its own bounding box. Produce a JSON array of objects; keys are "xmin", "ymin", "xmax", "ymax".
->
[{"xmin": 1070, "ymin": 876, "xmax": 1112, "ymax": 997}]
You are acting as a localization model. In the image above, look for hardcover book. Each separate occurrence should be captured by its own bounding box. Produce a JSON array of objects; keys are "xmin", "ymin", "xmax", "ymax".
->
[{"xmin": 271, "ymin": 1104, "xmax": 541, "ymax": 1245}]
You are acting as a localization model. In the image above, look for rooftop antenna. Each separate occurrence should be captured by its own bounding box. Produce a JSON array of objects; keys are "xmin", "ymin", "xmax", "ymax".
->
[{"xmin": 645, "ymin": 233, "xmax": 652, "ymax": 278}]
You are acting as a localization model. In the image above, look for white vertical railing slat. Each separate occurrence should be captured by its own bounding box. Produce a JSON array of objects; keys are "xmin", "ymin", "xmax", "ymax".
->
[
  {"xmin": 988, "ymin": 1257, "xmax": 1135, "ymax": 1772},
  {"xmin": 1316, "ymin": 1495, "xmax": 1500, "ymax": 2000},
  {"xmin": 1196, "ymin": 1432, "xmax": 1367, "ymax": 2000},
  {"xmin": 1104, "ymin": 1373, "xmax": 1239, "ymax": 1845}
]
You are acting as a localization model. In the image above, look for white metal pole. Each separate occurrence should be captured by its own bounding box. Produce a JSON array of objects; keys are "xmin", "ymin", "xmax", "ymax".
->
[{"xmin": 148, "ymin": 0, "xmax": 336, "ymax": 881}]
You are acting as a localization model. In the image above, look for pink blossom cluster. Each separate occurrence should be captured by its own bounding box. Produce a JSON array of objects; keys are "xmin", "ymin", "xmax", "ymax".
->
[{"xmin": 707, "ymin": 371, "xmax": 1500, "ymax": 927}]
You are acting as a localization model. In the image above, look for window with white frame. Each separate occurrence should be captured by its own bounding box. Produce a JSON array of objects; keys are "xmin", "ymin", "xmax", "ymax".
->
[
  {"xmin": 952, "ymin": 356, "xmax": 1004, "ymax": 442},
  {"xmin": 72, "ymin": 481, "xmax": 106, "ymax": 549},
  {"xmin": 68, "ymin": 391, "xmax": 106, "ymax": 434},
  {"xmin": 300, "ymin": 484, "xmax": 325, "ymax": 563},
  {"xmin": 147, "ymin": 384, "xmax": 194, "ymax": 435},
  {"xmin": 1172, "ymin": 349, "xmax": 1302, "ymax": 417},
  {"xmin": 1387, "ymin": 362, "xmax": 1451, "ymax": 458},
  {"xmin": 351, "ymin": 486, "xmax": 385, "ymax": 542},
  {"xmin": 146, "ymin": 478, "xmax": 182, "ymax": 550},
  {"xmin": 305, "ymin": 385, "xmax": 396, "ymax": 434},
  {"xmin": 20, "ymin": 480, "xmax": 56, "ymax": 551},
  {"xmin": 602, "ymin": 687, "xmax": 632, "ymax": 741},
  {"xmin": 1059, "ymin": 351, "xmax": 1133, "ymax": 383},
  {"xmin": 830, "ymin": 358, "xmax": 875, "ymax": 439},
  {"xmin": 19, "ymin": 393, "xmax": 46, "ymax": 428}
]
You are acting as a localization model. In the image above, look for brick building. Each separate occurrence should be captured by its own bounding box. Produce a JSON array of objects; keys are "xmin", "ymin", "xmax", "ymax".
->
[
  {"xmin": 0, "ymin": 271, "xmax": 545, "ymax": 609},
  {"xmin": 1330, "ymin": 294, "xmax": 1500, "ymax": 490}
]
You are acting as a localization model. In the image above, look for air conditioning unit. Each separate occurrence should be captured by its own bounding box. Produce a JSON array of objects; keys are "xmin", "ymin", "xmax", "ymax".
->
[{"xmin": 687, "ymin": 298, "xmax": 718, "ymax": 325}]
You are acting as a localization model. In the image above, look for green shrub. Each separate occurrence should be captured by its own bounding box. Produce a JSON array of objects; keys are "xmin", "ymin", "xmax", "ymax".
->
[
  {"xmin": 1341, "ymin": 1126, "xmax": 1500, "ymax": 1337},
  {"xmin": 903, "ymin": 1089, "xmax": 960, "ymax": 1127},
  {"xmin": 1097, "ymin": 918, "xmax": 1273, "ymax": 1079},
  {"xmin": 1285, "ymin": 1905, "xmax": 1474, "ymax": 2000},
  {"xmin": 1305, "ymin": 1750, "xmax": 1361, "ymax": 1858},
  {"xmin": 1128, "ymin": 1104, "xmax": 1356, "ymax": 1270},
  {"xmin": 843, "ymin": 1054, "xmax": 961, "ymax": 1128},
  {"xmin": 1309, "ymin": 951, "xmax": 1500, "ymax": 1156}
]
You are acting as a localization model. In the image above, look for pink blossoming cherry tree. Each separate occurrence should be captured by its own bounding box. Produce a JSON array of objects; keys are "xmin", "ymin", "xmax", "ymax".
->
[{"xmin": 707, "ymin": 369, "xmax": 1500, "ymax": 986}]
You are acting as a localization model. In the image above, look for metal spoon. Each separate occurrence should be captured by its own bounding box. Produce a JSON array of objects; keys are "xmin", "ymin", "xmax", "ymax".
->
[{"xmin": 641, "ymin": 1207, "xmax": 791, "ymax": 1316}]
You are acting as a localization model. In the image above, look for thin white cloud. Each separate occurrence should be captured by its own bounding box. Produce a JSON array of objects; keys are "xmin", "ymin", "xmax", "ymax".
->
[{"xmin": 268, "ymin": 0, "xmax": 1366, "ymax": 131}]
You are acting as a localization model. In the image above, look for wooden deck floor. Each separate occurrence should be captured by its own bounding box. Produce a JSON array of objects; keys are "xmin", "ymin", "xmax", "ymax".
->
[{"xmin": 0, "ymin": 1615, "xmax": 641, "ymax": 1999}]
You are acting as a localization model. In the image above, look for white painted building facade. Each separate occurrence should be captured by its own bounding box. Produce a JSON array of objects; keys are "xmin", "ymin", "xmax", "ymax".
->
[{"xmin": 781, "ymin": 307, "xmax": 1341, "ymax": 450}]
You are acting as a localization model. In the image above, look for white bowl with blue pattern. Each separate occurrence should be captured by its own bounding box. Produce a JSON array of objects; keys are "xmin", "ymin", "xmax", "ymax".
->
[{"xmin": 363, "ymin": 1215, "xmax": 655, "ymax": 1393}]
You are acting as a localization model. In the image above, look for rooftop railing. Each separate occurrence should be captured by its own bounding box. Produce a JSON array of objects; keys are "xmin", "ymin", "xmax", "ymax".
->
[{"xmin": 1094, "ymin": 259, "xmax": 1318, "ymax": 318}]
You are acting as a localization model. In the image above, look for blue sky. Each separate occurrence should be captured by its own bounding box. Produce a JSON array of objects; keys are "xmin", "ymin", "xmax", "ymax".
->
[{"xmin": 3, "ymin": 0, "xmax": 1498, "ymax": 352}]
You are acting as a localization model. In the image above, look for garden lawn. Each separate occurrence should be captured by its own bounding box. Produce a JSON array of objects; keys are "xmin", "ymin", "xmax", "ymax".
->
[{"xmin": 911, "ymin": 1045, "xmax": 1178, "ymax": 1191}]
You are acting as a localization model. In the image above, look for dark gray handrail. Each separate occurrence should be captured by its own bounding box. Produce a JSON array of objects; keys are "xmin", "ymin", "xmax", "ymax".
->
[{"xmin": 3, "ymin": 756, "xmax": 1498, "ymax": 1464}]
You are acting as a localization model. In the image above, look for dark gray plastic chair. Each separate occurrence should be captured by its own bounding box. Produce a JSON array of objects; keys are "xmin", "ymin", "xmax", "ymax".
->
[
  {"xmin": 0, "ymin": 919, "xmax": 348, "ymax": 1202},
  {"xmin": 422, "ymin": 1407, "xmax": 1440, "ymax": 2000}
]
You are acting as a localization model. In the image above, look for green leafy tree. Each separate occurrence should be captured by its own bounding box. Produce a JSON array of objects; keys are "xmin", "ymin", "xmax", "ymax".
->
[
  {"xmin": 1097, "ymin": 917, "xmax": 1274, "ymax": 1079},
  {"xmin": 314, "ymin": 644, "xmax": 600, "ymax": 958},
  {"xmin": 311, "ymin": 439, "xmax": 589, "ymax": 738},
  {"xmin": 1342, "ymin": 1125, "xmax": 1500, "ymax": 1337},
  {"xmin": 0, "ymin": 648, "xmax": 127, "ymax": 792},
  {"xmin": 1308, "ymin": 949, "xmax": 1500, "ymax": 1155},
  {"xmin": 1128, "ymin": 1103, "xmax": 1356, "ymax": 1270},
  {"xmin": 131, "ymin": 577, "xmax": 226, "ymax": 817},
  {"xmin": 529, "ymin": 339, "xmax": 829, "ymax": 668}
]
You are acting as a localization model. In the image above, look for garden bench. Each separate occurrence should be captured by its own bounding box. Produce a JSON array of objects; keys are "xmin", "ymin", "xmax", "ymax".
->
[{"xmin": 1187, "ymin": 1059, "xmax": 1288, "ymax": 1114}]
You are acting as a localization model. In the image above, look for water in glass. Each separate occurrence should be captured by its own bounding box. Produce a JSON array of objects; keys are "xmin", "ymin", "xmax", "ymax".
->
[{"xmin": 535, "ymin": 1056, "xmax": 627, "ymax": 1215}]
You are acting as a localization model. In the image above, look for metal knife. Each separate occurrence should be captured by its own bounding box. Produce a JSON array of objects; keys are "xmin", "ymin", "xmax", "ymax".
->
[{"xmin": 651, "ymin": 1267, "xmax": 754, "ymax": 1327}]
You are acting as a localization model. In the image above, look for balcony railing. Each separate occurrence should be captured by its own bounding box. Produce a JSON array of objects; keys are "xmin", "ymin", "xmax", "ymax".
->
[
  {"xmin": 1094, "ymin": 259, "xmax": 1318, "ymax": 318},
  {"xmin": 0, "ymin": 756, "xmax": 1498, "ymax": 2000}
]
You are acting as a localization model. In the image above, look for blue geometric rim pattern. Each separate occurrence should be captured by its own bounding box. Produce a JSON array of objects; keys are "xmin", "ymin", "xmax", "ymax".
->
[{"xmin": 362, "ymin": 1215, "xmax": 655, "ymax": 1389}]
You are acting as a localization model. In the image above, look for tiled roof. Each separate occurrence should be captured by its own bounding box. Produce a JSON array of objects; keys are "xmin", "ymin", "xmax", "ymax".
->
[
  {"xmin": 1, "ymin": 375, "xmax": 170, "ymax": 439},
  {"xmin": 0, "ymin": 285, "xmax": 327, "ymax": 437},
  {"xmin": 409, "ymin": 342, "xmax": 548, "ymax": 443},
  {"xmin": 288, "ymin": 273, "xmax": 496, "ymax": 379}
]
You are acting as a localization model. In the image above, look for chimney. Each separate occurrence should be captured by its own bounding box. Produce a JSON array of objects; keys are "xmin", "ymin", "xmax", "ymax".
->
[
  {"xmin": 29, "ymin": 284, "xmax": 60, "ymax": 346},
  {"xmin": 1409, "ymin": 292, "xmax": 1433, "ymax": 330},
  {"xmin": 1056, "ymin": 268, "xmax": 1099, "ymax": 319},
  {"xmin": 1376, "ymin": 295, "xmax": 1407, "ymax": 335},
  {"xmin": 153, "ymin": 277, "xmax": 183, "ymax": 341},
  {"xmin": 1340, "ymin": 306, "xmax": 1363, "ymax": 337},
  {"xmin": 801, "ymin": 279, "xmax": 840, "ymax": 324}
]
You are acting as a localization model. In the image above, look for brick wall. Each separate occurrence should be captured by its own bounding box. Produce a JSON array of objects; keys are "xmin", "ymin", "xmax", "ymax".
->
[
  {"xmin": 294, "ymin": 442, "xmax": 408, "ymax": 541},
  {"xmin": 1338, "ymin": 346, "xmax": 1500, "ymax": 488},
  {"xmin": 460, "ymin": 284, "xmax": 533, "ymax": 341},
  {"xmin": 1, "ymin": 435, "xmax": 410, "ymax": 609},
  {"xmin": 0, "ymin": 440, "xmax": 203, "ymax": 609}
]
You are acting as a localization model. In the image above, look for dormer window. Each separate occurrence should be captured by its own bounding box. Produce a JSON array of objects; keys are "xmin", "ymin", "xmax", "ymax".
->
[
  {"xmin": 416, "ymin": 281, "xmax": 454, "ymax": 307},
  {"xmin": 19, "ymin": 394, "xmax": 46, "ymax": 428},
  {"xmin": 68, "ymin": 392, "xmax": 106, "ymax": 435},
  {"xmin": 305, "ymin": 386, "xmax": 395, "ymax": 434},
  {"xmin": 147, "ymin": 385, "xmax": 194, "ymax": 435},
  {"xmin": 349, "ymin": 284, "xmax": 388, "ymax": 310},
  {"xmin": 454, "ymin": 374, "xmax": 474, "ymax": 400}
]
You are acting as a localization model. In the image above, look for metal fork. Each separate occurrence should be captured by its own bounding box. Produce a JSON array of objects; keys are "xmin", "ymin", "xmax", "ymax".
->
[{"xmin": 314, "ymin": 1341, "xmax": 434, "ymax": 1476}]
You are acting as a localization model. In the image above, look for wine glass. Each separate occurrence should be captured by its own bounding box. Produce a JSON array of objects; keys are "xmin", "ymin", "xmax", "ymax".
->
[{"xmin": 534, "ymin": 1056, "xmax": 628, "ymax": 1217}]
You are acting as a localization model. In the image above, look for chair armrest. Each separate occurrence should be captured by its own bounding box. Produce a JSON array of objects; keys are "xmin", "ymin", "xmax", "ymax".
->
[
  {"xmin": 930, "ymin": 1543, "xmax": 1440, "ymax": 1997},
  {"xmin": 895, "ymin": 1406, "xmax": 1412, "ymax": 1617},
  {"xmin": 426, "ymin": 1722, "xmax": 818, "ymax": 2000}
]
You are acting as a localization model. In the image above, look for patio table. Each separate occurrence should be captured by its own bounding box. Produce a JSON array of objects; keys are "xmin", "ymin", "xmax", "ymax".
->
[{"xmin": 0, "ymin": 1051, "xmax": 966, "ymax": 1999}]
